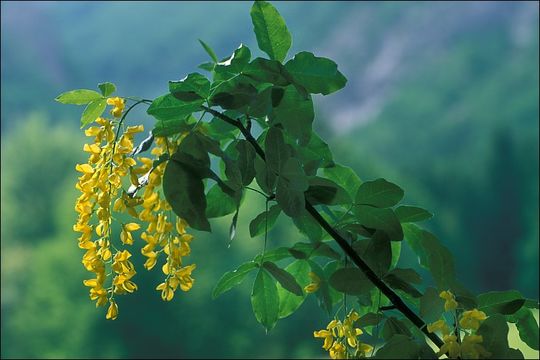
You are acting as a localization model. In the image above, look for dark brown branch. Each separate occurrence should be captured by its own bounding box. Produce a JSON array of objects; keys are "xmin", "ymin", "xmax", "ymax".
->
[{"xmin": 202, "ymin": 105, "xmax": 444, "ymax": 349}]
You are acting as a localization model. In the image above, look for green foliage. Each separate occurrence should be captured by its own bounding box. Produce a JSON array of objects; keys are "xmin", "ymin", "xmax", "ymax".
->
[
  {"xmin": 507, "ymin": 307, "xmax": 539, "ymax": 350},
  {"xmin": 249, "ymin": 204, "xmax": 282, "ymax": 237},
  {"xmin": 477, "ymin": 314, "xmax": 523, "ymax": 357},
  {"xmin": 284, "ymin": 52, "xmax": 347, "ymax": 95},
  {"xmin": 54, "ymin": 1, "xmax": 539, "ymax": 358},
  {"xmin": 395, "ymin": 205, "xmax": 433, "ymax": 223},
  {"xmin": 198, "ymin": 39, "xmax": 218, "ymax": 63},
  {"xmin": 98, "ymin": 82, "xmax": 116, "ymax": 97},
  {"xmin": 329, "ymin": 267, "xmax": 373, "ymax": 295},
  {"xmin": 147, "ymin": 94, "xmax": 203, "ymax": 121},
  {"xmin": 212, "ymin": 261, "xmax": 258, "ymax": 299},
  {"xmin": 355, "ymin": 178, "xmax": 404, "ymax": 208},
  {"xmin": 263, "ymin": 261, "xmax": 303, "ymax": 296},
  {"xmin": 251, "ymin": 269, "xmax": 280, "ymax": 331},
  {"xmin": 250, "ymin": 1, "xmax": 291, "ymax": 62},
  {"xmin": 55, "ymin": 89, "xmax": 103, "ymax": 105},
  {"xmin": 277, "ymin": 260, "xmax": 310, "ymax": 318},
  {"xmin": 323, "ymin": 164, "xmax": 362, "ymax": 199},
  {"xmin": 163, "ymin": 152, "xmax": 211, "ymax": 231},
  {"xmin": 477, "ymin": 290, "xmax": 526, "ymax": 315},
  {"xmin": 419, "ymin": 287, "xmax": 445, "ymax": 323}
]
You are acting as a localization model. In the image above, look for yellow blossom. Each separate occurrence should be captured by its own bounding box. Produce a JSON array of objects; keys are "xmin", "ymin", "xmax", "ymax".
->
[
  {"xmin": 459, "ymin": 309, "xmax": 487, "ymax": 330},
  {"xmin": 329, "ymin": 342, "xmax": 347, "ymax": 359},
  {"xmin": 440, "ymin": 290, "xmax": 458, "ymax": 311},
  {"xmin": 427, "ymin": 319, "xmax": 451, "ymax": 335},
  {"xmin": 438, "ymin": 334, "xmax": 461, "ymax": 359},
  {"xmin": 314, "ymin": 329, "xmax": 334, "ymax": 351},
  {"xmin": 106, "ymin": 300, "xmax": 118, "ymax": 320},
  {"xmin": 107, "ymin": 97, "xmax": 125, "ymax": 118}
]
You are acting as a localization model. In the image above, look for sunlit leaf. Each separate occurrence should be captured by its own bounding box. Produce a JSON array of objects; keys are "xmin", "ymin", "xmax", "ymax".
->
[
  {"xmin": 212, "ymin": 261, "xmax": 258, "ymax": 299},
  {"xmin": 250, "ymin": 1, "xmax": 291, "ymax": 62},
  {"xmin": 55, "ymin": 89, "xmax": 103, "ymax": 105},
  {"xmin": 251, "ymin": 269, "xmax": 280, "ymax": 331}
]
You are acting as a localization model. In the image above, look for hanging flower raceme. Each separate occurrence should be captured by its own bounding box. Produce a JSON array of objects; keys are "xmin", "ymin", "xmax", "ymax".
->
[
  {"xmin": 427, "ymin": 290, "xmax": 491, "ymax": 359},
  {"xmin": 73, "ymin": 101, "xmax": 197, "ymax": 320},
  {"xmin": 314, "ymin": 310, "xmax": 372, "ymax": 359}
]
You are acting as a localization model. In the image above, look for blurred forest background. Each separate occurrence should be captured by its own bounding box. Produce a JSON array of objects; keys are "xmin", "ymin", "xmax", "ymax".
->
[{"xmin": 1, "ymin": 1, "xmax": 538, "ymax": 358}]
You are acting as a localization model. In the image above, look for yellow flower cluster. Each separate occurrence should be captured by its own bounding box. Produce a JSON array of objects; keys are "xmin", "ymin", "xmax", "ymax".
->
[
  {"xmin": 73, "ymin": 98, "xmax": 196, "ymax": 320},
  {"xmin": 314, "ymin": 310, "xmax": 373, "ymax": 359},
  {"xmin": 107, "ymin": 97, "xmax": 125, "ymax": 118},
  {"xmin": 427, "ymin": 290, "xmax": 491, "ymax": 359}
]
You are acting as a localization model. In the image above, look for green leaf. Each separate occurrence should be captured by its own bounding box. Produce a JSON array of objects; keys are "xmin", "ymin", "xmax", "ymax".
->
[
  {"xmin": 507, "ymin": 307, "xmax": 539, "ymax": 350},
  {"xmin": 276, "ymin": 158, "xmax": 309, "ymax": 217},
  {"xmin": 80, "ymin": 98, "xmax": 107, "ymax": 128},
  {"xmin": 204, "ymin": 114, "xmax": 239, "ymax": 141},
  {"xmin": 420, "ymin": 287, "xmax": 445, "ymax": 323},
  {"xmin": 152, "ymin": 114, "xmax": 196, "ymax": 137},
  {"xmin": 98, "ymin": 82, "xmax": 116, "ymax": 97},
  {"xmin": 390, "ymin": 241, "xmax": 401, "ymax": 269},
  {"xmin": 356, "ymin": 178, "xmax": 404, "ymax": 208},
  {"xmin": 324, "ymin": 261, "xmax": 344, "ymax": 308},
  {"xmin": 386, "ymin": 268, "xmax": 422, "ymax": 284},
  {"xmin": 284, "ymin": 51, "xmax": 347, "ymax": 95},
  {"xmin": 304, "ymin": 176, "xmax": 351, "ymax": 206},
  {"xmin": 147, "ymin": 94, "xmax": 203, "ymax": 121},
  {"xmin": 477, "ymin": 290, "xmax": 525, "ymax": 315},
  {"xmin": 308, "ymin": 260, "xmax": 333, "ymax": 315},
  {"xmin": 383, "ymin": 271, "xmax": 422, "ymax": 298},
  {"xmin": 205, "ymin": 184, "xmax": 237, "ymax": 218},
  {"xmin": 329, "ymin": 267, "xmax": 373, "ymax": 295},
  {"xmin": 277, "ymin": 260, "xmax": 310, "ymax": 318},
  {"xmin": 352, "ymin": 232, "xmax": 392, "ymax": 277},
  {"xmin": 358, "ymin": 312, "xmax": 384, "ymax": 327},
  {"xmin": 395, "ymin": 205, "xmax": 433, "ymax": 223},
  {"xmin": 382, "ymin": 317, "xmax": 412, "ymax": 341},
  {"xmin": 198, "ymin": 39, "xmax": 218, "ymax": 63},
  {"xmin": 55, "ymin": 89, "xmax": 103, "ymax": 105},
  {"xmin": 254, "ymin": 156, "xmax": 277, "ymax": 194},
  {"xmin": 249, "ymin": 204, "xmax": 281, "ymax": 238},
  {"xmin": 265, "ymin": 126, "xmax": 290, "ymax": 173},
  {"xmin": 288, "ymin": 241, "xmax": 341, "ymax": 260},
  {"xmin": 236, "ymin": 140, "xmax": 256, "ymax": 186},
  {"xmin": 251, "ymin": 269, "xmax": 280, "ymax": 332},
  {"xmin": 476, "ymin": 314, "xmax": 512, "ymax": 357},
  {"xmin": 297, "ymin": 131, "xmax": 335, "ymax": 175},
  {"xmin": 403, "ymin": 224, "xmax": 455, "ymax": 289},
  {"xmin": 214, "ymin": 44, "xmax": 252, "ymax": 81},
  {"xmin": 169, "ymin": 72, "xmax": 211, "ymax": 100},
  {"xmin": 250, "ymin": 1, "xmax": 291, "ymax": 62},
  {"xmin": 229, "ymin": 208, "xmax": 239, "ymax": 244},
  {"xmin": 198, "ymin": 61, "xmax": 215, "ymax": 72},
  {"xmin": 212, "ymin": 261, "xmax": 258, "ymax": 299},
  {"xmin": 253, "ymin": 247, "xmax": 291, "ymax": 263},
  {"xmin": 292, "ymin": 210, "xmax": 323, "ymax": 242},
  {"xmin": 242, "ymin": 57, "xmax": 290, "ymax": 86},
  {"xmin": 374, "ymin": 335, "xmax": 432, "ymax": 359},
  {"xmin": 353, "ymin": 205, "xmax": 403, "ymax": 241},
  {"xmin": 524, "ymin": 299, "xmax": 539, "ymax": 309},
  {"xmin": 271, "ymin": 85, "xmax": 314, "ymax": 145},
  {"xmin": 263, "ymin": 261, "xmax": 303, "ymax": 296},
  {"xmin": 323, "ymin": 163, "xmax": 362, "ymax": 200},
  {"xmin": 163, "ymin": 158, "xmax": 210, "ymax": 232},
  {"xmin": 210, "ymin": 76, "xmax": 258, "ymax": 110}
]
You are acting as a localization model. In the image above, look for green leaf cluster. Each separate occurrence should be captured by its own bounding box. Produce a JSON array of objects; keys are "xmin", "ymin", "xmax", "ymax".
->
[{"xmin": 55, "ymin": 1, "xmax": 539, "ymax": 358}]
